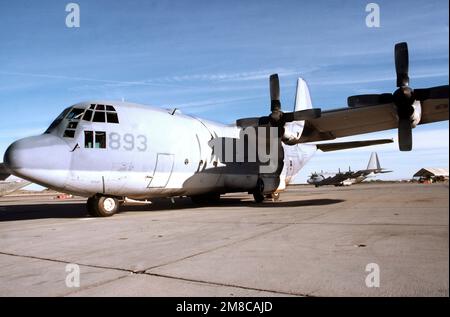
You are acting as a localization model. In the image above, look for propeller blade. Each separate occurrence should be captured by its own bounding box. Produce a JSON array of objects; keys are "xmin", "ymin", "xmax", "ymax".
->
[
  {"xmin": 270, "ymin": 74, "xmax": 281, "ymax": 111},
  {"xmin": 395, "ymin": 42, "xmax": 409, "ymax": 87},
  {"xmin": 283, "ymin": 108, "xmax": 321, "ymax": 122},
  {"xmin": 347, "ymin": 93, "xmax": 393, "ymax": 107},
  {"xmin": 414, "ymin": 85, "xmax": 449, "ymax": 101},
  {"xmin": 398, "ymin": 118, "xmax": 412, "ymax": 151}
]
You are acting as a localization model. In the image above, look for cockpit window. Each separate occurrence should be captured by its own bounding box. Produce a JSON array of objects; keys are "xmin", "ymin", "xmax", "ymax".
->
[
  {"xmin": 46, "ymin": 104, "xmax": 118, "ymax": 139},
  {"xmin": 84, "ymin": 130, "xmax": 106, "ymax": 149},
  {"xmin": 67, "ymin": 122, "xmax": 78, "ymax": 129},
  {"xmin": 107, "ymin": 112, "xmax": 119, "ymax": 123},
  {"xmin": 93, "ymin": 111, "xmax": 106, "ymax": 122},
  {"xmin": 66, "ymin": 108, "xmax": 85, "ymax": 120},
  {"xmin": 83, "ymin": 110, "xmax": 93, "ymax": 121},
  {"xmin": 63, "ymin": 130, "xmax": 75, "ymax": 138},
  {"xmin": 95, "ymin": 131, "xmax": 106, "ymax": 148},
  {"xmin": 84, "ymin": 131, "xmax": 94, "ymax": 148},
  {"xmin": 44, "ymin": 107, "xmax": 71, "ymax": 134},
  {"xmin": 84, "ymin": 104, "xmax": 119, "ymax": 124},
  {"xmin": 62, "ymin": 107, "xmax": 85, "ymax": 138}
]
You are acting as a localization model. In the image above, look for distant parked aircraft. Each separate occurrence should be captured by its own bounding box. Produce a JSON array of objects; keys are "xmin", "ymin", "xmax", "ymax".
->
[{"xmin": 307, "ymin": 152, "xmax": 392, "ymax": 187}]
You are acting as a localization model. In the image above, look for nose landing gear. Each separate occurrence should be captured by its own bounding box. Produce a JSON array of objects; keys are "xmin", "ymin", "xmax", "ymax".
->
[{"xmin": 87, "ymin": 195, "xmax": 119, "ymax": 217}]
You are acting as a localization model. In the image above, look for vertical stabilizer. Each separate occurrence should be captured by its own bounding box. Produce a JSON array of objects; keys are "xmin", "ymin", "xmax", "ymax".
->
[
  {"xmin": 284, "ymin": 78, "xmax": 313, "ymax": 142},
  {"xmin": 367, "ymin": 152, "xmax": 381, "ymax": 170},
  {"xmin": 294, "ymin": 78, "xmax": 313, "ymax": 111}
]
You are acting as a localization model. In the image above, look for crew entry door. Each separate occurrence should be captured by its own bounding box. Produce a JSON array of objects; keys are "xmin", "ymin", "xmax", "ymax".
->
[{"xmin": 147, "ymin": 153, "xmax": 174, "ymax": 188}]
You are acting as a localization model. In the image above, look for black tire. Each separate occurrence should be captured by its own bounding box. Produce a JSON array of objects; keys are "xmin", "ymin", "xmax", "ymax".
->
[
  {"xmin": 86, "ymin": 196, "xmax": 119, "ymax": 217},
  {"xmin": 253, "ymin": 178, "xmax": 265, "ymax": 203},
  {"xmin": 253, "ymin": 192, "xmax": 265, "ymax": 203}
]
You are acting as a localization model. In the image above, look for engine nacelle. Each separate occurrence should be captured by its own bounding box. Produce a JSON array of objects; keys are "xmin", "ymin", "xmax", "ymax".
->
[
  {"xmin": 410, "ymin": 100, "xmax": 422, "ymax": 128},
  {"xmin": 282, "ymin": 121, "xmax": 304, "ymax": 144}
]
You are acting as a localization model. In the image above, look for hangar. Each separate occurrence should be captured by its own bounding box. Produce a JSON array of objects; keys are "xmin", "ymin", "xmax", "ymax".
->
[{"xmin": 413, "ymin": 168, "xmax": 449, "ymax": 183}]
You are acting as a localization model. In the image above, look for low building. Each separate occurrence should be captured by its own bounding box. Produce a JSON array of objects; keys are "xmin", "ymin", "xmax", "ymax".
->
[{"xmin": 413, "ymin": 168, "xmax": 449, "ymax": 183}]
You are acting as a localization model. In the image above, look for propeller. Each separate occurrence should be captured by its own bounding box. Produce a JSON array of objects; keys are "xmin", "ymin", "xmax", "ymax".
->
[
  {"xmin": 347, "ymin": 42, "xmax": 449, "ymax": 151},
  {"xmin": 393, "ymin": 42, "xmax": 415, "ymax": 151},
  {"xmin": 236, "ymin": 74, "xmax": 321, "ymax": 131}
]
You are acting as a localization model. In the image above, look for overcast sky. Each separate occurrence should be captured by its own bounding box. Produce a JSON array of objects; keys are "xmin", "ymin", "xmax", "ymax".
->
[{"xmin": 0, "ymin": 0, "xmax": 448, "ymax": 188}]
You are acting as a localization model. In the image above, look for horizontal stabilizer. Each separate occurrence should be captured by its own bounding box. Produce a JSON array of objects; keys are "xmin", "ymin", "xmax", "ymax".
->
[{"xmin": 315, "ymin": 139, "xmax": 393, "ymax": 152}]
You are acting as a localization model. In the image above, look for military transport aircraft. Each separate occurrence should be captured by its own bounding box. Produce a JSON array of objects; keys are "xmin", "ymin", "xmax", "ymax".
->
[
  {"xmin": 307, "ymin": 152, "xmax": 392, "ymax": 187},
  {"xmin": 2, "ymin": 42, "xmax": 449, "ymax": 216}
]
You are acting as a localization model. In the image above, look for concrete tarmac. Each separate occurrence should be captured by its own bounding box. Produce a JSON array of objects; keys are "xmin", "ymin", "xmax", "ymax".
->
[{"xmin": 0, "ymin": 183, "xmax": 448, "ymax": 297}]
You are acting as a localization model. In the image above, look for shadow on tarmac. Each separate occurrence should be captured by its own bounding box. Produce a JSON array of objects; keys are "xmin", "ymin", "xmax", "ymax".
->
[{"xmin": 0, "ymin": 197, "xmax": 345, "ymax": 221}]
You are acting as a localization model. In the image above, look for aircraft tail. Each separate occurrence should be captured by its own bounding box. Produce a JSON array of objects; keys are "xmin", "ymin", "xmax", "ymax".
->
[
  {"xmin": 284, "ymin": 78, "xmax": 313, "ymax": 143},
  {"xmin": 294, "ymin": 78, "xmax": 313, "ymax": 111},
  {"xmin": 367, "ymin": 152, "xmax": 381, "ymax": 170}
]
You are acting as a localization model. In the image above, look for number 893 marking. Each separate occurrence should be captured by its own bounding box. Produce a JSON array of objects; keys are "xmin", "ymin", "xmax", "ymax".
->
[{"xmin": 109, "ymin": 132, "xmax": 147, "ymax": 152}]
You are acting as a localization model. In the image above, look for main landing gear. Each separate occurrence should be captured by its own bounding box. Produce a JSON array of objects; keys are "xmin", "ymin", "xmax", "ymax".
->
[
  {"xmin": 87, "ymin": 195, "xmax": 119, "ymax": 217},
  {"xmin": 252, "ymin": 178, "xmax": 281, "ymax": 203},
  {"xmin": 253, "ymin": 178, "xmax": 265, "ymax": 203},
  {"xmin": 267, "ymin": 192, "xmax": 280, "ymax": 202}
]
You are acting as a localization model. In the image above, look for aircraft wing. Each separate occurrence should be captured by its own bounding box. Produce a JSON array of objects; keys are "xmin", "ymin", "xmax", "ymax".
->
[
  {"xmin": 318, "ymin": 172, "xmax": 353, "ymax": 186},
  {"xmin": 315, "ymin": 139, "xmax": 393, "ymax": 152},
  {"xmin": 299, "ymin": 93, "xmax": 449, "ymax": 143},
  {"xmin": 351, "ymin": 168, "xmax": 394, "ymax": 179},
  {"xmin": 349, "ymin": 170, "xmax": 371, "ymax": 178}
]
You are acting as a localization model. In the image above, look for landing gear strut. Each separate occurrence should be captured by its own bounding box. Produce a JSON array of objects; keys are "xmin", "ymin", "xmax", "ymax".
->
[
  {"xmin": 87, "ymin": 195, "xmax": 119, "ymax": 217},
  {"xmin": 266, "ymin": 192, "xmax": 280, "ymax": 201}
]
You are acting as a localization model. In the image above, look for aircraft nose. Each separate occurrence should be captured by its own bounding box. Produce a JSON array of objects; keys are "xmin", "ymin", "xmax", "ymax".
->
[{"xmin": 4, "ymin": 134, "xmax": 72, "ymax": 189}]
